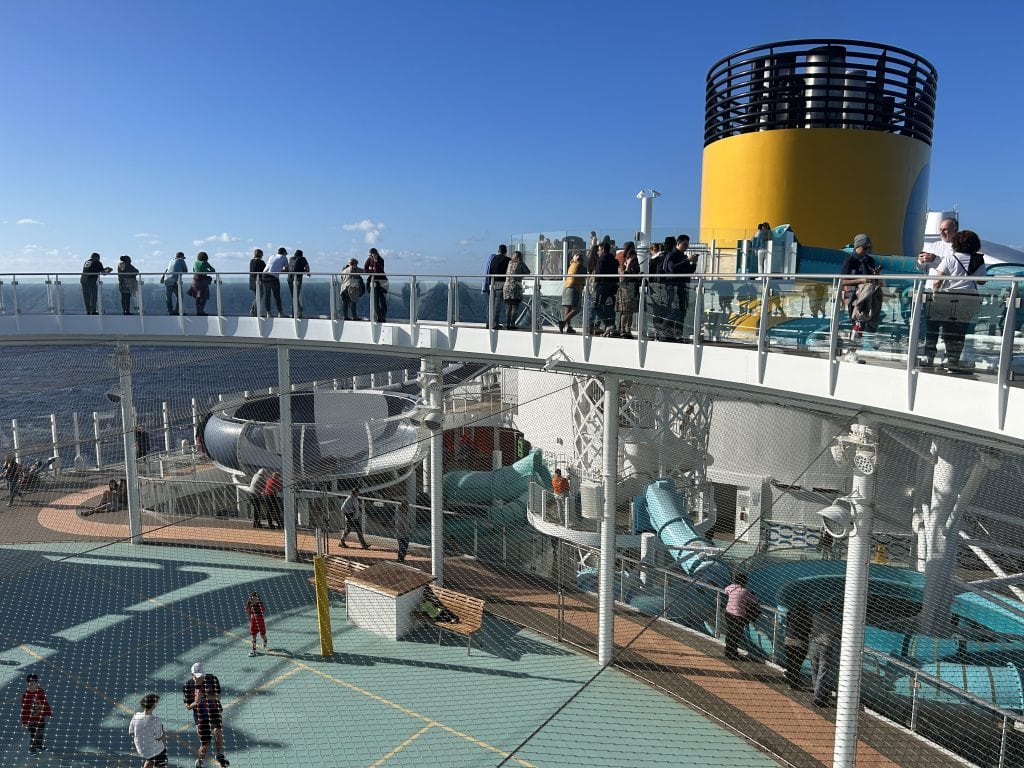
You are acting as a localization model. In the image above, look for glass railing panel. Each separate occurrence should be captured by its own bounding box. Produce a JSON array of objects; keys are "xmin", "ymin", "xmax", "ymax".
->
[
  {"xmin": 764, "ymin": 277, "xmax": 834, "ymax": 353},
  {"xmin": 412, "ymin": 278, "xmax": 450, "ymax": 324},
  {"xmin": 277, "ymin": 272, "xmax": 334, "ymax": 320},
  {"xmin": 3, "ymin": 276, "xmax": 54, "ymax": 315}
]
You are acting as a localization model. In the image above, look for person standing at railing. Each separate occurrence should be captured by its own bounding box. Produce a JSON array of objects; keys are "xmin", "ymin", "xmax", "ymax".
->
[
  {"xmin": 286, "ymin": 248, "xmax": 310, "ymax": 319},
  {"xmin": 783, "ymin": 601, "xmax": 812, "ymax": 690},
  {"xmin": 117, "ymin": 255, "xmax": 140, "ymax": 315},
  {"xmin": 917, "ymin": 229, "xmax": 987, "ymax": 373},
  {"xmin": 483, "ymin": 244, "xmax": 509, "ymax": 329},
  {"xmin": 558, "ymin": 251, "xmax": 585, "ymax": 334},
  {"xmin": 551, "ymin": 468, "xmax": 570, "ymax": 518},
  {"xmin": 614, "ymin": 242, "xmax": 641, "ymax": 338},
  {"xmin": 919, "ymin": 216, "xmax": 958, "ymax": 265},
  {"xmin": 247, "ymin": 249, "xmax": 266, "ymax": 317},
  {"xmin": 809, "ymin": 602, "xmax": 840, "ymax": 708},
  {"xmin": 364, "ymin": 248, "xmax": 387, "ymax": 323},
  {"xmin": 840, "ymin": 234, "xmax": 882, "ymax": 348},
  {"xmin": 190, "ymin": 252, "xmax": 215, "ymax": 316},
  {"xmin": 723, "ymin": 572, "xmax": 760, "ymax": 661},
  {"xmin": 592, "ymin": 242, "xmax": 619, "ymax": 335},
  {"xmin": 752, "ymin": 221, "xmax": 773, "ymax": 275},
  {"xmin": 340, "ymin": 258, "xmax": 365, "ymax": 320},
  {"xmin": 262, "ymin": 247, "xmax": 288, "ymax": 318},
  {"xmin": 80, "ymin": 252, "xmax": 112, "ymax": 315},
  {"xmin": 4, "ymin": 454, "xmax": 23, "ymax": 507},
  {"xmin": 160, "ymin": 252, "xmax": 188, "ymax": 315},
  {"xmin": 394, "ymin": 502, "xmax": 413, "ymax": 563},
  {"xmin": 502, "ymin": 250, "xmax": 531, "ymax": 330},
  {"xmin": 661, "ymin": 235, "xmax": 697, "ymax": 341}
]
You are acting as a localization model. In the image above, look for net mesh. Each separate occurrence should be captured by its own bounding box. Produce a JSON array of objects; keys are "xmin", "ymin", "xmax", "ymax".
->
[{"xmin": 2, "ymin": 341, "xmax": 1023, "ymax": 767}]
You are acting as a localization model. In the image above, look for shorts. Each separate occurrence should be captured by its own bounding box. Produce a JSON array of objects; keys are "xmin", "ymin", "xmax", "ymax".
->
[
  {"xmin": 194, "ymin": 711, "xmax": 223, "ymax": 744},
  {"xmin": 143, "ymin": 749, "xmax": 169, "ymax": 766},
  {"xmin": 249, "ymin": 615, "xmax": 267, "ymax": 637},
  {"xmin": 561, "ymin": 286, "xmax": 581, "ymax": 308}
]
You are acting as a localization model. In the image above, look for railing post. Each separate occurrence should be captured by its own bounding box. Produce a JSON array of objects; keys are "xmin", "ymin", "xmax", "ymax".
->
[
  {"xmin": 49, "ymin": 414, "xmax": 60, "ymax": 468},
  {"xmin": 582, "ymin": 289, "xmax": 592, "ymax": 337},
  {"xmin": 137, "ymin": 276, "xmax": 145, "ymax": 315},
  {"xmin": 93, "ymin": 411, "xmax": 102, "ymax": 468},
  {"xmin": 55, "ymin": 276, "xmax": 64, "ymax": 314},
  {"xmin": 11, "ymin": 419, "xmax": 21, "ymax": 465},
  {"xmin": 998, "ymin": 715, "xmax": 1010, "ymax": 768},
  {"xmin": 214, "ymin": 274, "xmax": 223, "ymax": 317},
  {"xmin": 487, "ymin": 283, "xmax": 495, "ymax": 329},
  {"xmin": 997, "ymin": 282, "xmax": 1019, "ymax": 430},
  {"xmin": 11, "ymin": 276, "xmax": 20, "ymax": 315},
  {"xmin": 713, "ymin": 591, "xmax": 722, "ymax": 639},
  {"xmin": 531, "ymin": 275, "xmax": 540, "ymax": 334},
  {"xmin": 446, "ymin": 276, "xmax": 456, "ymax": 327},
  {"xmin": 909, "ymin": 671, "xmax": 920, "ymax": 732},
  {"xmin": 472, "ymin": 519, "xmax": 479, "ymax": 557},
  {"xmin": 97, "ymin": 277, "xmax": 104, "ymax": 315},
  {"xmin": 409, "ymin": 275, "xmax": 418, "ymax": 328},
  {"xmin": 328, "ymin": 274, "xmax": 337, "ymax": 321},
  {"xmin": 770, "ymin": 610, "xmax": 779, "ymax": 663}
]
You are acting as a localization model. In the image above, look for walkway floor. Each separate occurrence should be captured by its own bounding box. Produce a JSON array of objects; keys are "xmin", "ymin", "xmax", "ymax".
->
[{"xmin": 0, "ymin": 481, "xmax": 969, "ymax": 767}]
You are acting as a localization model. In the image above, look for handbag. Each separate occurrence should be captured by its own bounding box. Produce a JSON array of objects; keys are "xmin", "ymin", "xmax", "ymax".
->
[{"xmin": 926, "ymin": 291, "xmax": 981, "ymax": 322}]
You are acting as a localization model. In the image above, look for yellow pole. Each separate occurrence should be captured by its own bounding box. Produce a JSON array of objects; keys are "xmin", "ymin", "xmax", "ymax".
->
[{"xmin": 313, "ymin": 555, "xmax": 334, "ymax": 656}]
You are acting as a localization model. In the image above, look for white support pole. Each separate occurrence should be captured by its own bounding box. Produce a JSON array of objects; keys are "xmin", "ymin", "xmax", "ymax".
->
[
  {"xmin": 278, "ymin": 347, "xmax": 297, "ymax": 562},
  {"xmin": 49, "ymin": 414, "xmax": 60, "ymax": 467},
  {"xmin": 116, "ymin": 345, "xmax": 143, "ymax": 545},
  {"xmin": 833, "ymin": 418, "xmax": 877, "ymax": 768},
  {"xmin": 93, "ymin": 412, "xmax": 102, "ymax": 468},
  {"xmin": 11, "ymin": 419, "xmax": 21, "ymax": 465},
  {"xmin": 191, "ymin": 398, "xmax": 200, "ymax": 447},
  {"xmin": 72, "ymin": 412, "xmax": 82, "ymax": 460},
  {"xmin": 598, "ymin": 374, "xmax": 620, "ymax": 666},
  {"xmin": 162, "ymin": 401, "xmax": 172, "ymax": 454},
  {"xmin": 423, "ymin": 358, "xmax": 445, "ymax": 585}
]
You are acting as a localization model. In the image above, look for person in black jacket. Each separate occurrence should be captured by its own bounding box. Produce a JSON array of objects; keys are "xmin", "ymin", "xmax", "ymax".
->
[
  {"xmin": 248, "ymin": 249, "xmax": 266, "ymax": 316},
  {"xmin": 286, "ymin": 249, "xmax": 310, "ymax": 318},
  {"xmin": 80, "ymin": 253, "xmax": 112, "ymax": 315},
  {"xmin": 483, "ymin": 245, "xmax": 510, "ymax": 329}
]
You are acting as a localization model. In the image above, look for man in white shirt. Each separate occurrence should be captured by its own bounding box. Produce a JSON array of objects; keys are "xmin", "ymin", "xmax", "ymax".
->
[
  {"xmin": 917, "ymin": 217, "xmax": 959, "ymax": 290},
  {"xmin": 262, "ymin": 247, "xmax": 289, "ymax": 317},
  {"xmin": 128, "ymin": 693, "xmax": 167, "ymax": 767}
]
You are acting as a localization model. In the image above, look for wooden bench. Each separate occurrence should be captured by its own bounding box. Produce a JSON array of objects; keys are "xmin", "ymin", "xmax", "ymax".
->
[{"xmin": 413, "ymin": 585, "xmax": 486, "ymax": 654}]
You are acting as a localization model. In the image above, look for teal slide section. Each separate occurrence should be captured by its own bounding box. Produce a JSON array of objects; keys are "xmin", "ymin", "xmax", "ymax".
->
[
  {"xmin": 443, "ymin": 450, "xmax": 551, "ymax": 503},
  {"xmin": 645, "ymin": 479, "xmax": 730, "ymax": 587}
]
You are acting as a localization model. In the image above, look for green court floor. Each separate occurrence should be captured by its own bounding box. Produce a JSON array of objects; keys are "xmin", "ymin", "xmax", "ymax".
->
[{"xmin": 0, "ymin": 543, "xmax": 778, "ymax": 767}]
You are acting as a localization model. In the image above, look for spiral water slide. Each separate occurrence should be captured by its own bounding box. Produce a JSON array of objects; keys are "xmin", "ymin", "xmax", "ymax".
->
[{"xmin": 202, "ymin": 363, "xmax": 491, "ymax": 480}]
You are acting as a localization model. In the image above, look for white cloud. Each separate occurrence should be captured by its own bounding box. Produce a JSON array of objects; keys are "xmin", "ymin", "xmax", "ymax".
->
[
  {"xmin": 17, "ymin": 218, "xmax": 44, "ymax": 225},
  {"xmin": 192, "ymin": 232, "xmax": 241, "ymax": 246},
  {"xmin": 343, "ymin": 219, "xmax": 385, "ymax": 245}
]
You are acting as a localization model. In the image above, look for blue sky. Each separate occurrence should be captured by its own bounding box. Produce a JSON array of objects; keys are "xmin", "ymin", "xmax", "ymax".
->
[{"xmin": 1, "ymin": 0, "xmax": 1021, "ymax": 276}]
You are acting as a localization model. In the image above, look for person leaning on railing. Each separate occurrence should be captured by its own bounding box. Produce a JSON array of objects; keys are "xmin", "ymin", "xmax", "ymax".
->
[
  {"xmin": 558, "ymin": 251, "xmax": 585, "ymax": 334},
  {"xmin": 916, "ymin": 229, "xmax": 987, "ymax": 373}
]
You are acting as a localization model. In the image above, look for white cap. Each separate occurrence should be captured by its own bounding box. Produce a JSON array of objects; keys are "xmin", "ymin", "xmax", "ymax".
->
[{"xmin": 191, "ymin": 662, "xmax": 205, "ymax": 677}]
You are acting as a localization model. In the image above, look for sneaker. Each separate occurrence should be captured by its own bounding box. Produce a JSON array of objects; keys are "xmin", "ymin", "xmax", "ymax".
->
[
  {"xmin": 339, "ymin": 540, "xmax": 348, "ymax": 548},
  {"xmin": 920, "ymin": 356, "xmax": 934, "ymax": 368},
  {"xmin": 217, "ymin": 754, "xmax": 230, "ymax": 767},
  {"xmin": 557, "ymin": 320, "xmax": 565, "ymax": 333},
  {"xmin": 195, "ymin": 760, "xmax": 204, "ymax": 768},
  {"xmin": 361, "ymin": 542, "xmax": 371, "ymax": 549},
  {"xmin": 263, "ymin": 641, "xmax": 268, "ymax": 651},
  {"xmin": 565, "ymin": 326, "xmax": 577, "ymax": 334},
  {"xmin": 249, "ymin": 649, "xmax": 257, "ymax": 656}
]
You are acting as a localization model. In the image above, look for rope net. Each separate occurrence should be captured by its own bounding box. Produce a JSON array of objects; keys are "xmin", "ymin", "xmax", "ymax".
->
[{"xmin": 1, "ymin": 342, "xmax": 1023, "ymax": 767}]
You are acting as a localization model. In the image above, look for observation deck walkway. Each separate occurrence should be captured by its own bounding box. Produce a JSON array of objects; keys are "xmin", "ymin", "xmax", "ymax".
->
[{"xmin": 1, "ymin": 270, "xmax": 1022, "ymax": 448}]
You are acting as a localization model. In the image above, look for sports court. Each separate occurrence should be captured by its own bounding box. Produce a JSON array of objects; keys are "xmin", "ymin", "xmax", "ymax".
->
[{"xmin": 0, "ymin": 542, "xmax": 778, "ymax": 767}]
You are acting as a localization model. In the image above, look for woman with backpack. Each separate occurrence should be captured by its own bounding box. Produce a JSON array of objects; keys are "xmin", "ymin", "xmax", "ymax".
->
[{"xmin": 918, "ymin": 229, "xmax": 987, "ymax": 373}]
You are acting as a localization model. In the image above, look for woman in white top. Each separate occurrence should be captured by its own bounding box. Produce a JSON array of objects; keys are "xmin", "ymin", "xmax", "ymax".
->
[{"xmin": 920, "ymin": 229, "xmax": 986, "ymax": 372}]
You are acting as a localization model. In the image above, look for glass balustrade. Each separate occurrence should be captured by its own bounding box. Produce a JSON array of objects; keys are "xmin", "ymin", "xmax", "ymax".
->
[{"xmin": 2, "ymin": 271, "xmax": 1021, "ymax": 385}]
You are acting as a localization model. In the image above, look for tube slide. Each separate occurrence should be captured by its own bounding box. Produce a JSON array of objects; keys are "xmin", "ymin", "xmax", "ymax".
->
[
  {"xmin": 443, "ymin": 450, "xmax": 551, "ymax": 504},
  {"xmin": 644, "ymin": 479, "xmax": 730, "ymax": 587}
]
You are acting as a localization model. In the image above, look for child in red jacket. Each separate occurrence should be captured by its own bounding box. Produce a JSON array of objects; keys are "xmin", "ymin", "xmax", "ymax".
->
[
  {"xmin": 21, "ymin": 674, "xmax": 53, "ymax": 753},
  {"xmin": 245, "ymin": 591, "xmax": 268, "ymax": 656}
]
